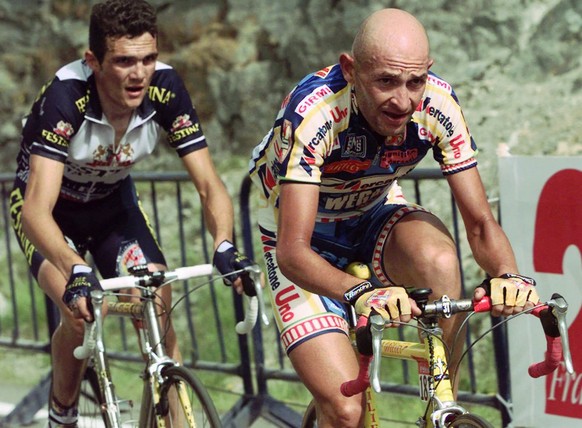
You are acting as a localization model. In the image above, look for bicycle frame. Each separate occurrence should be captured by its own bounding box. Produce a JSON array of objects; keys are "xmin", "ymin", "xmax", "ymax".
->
[
  {"xmin": 76, "ymin": 263, "xmax": 267, "ymax": 427},
  {"xmin": 371, "ymin": 316, "xmax": 467, "ymax": 427},
  {"xmin": 348, "ymin": 315, "xmax": 465, "ymax": 428},
  {"xmin": 84, "ymin": 289, "xmax": 124, "ymax": 425},
  {"xmin": 81, "ymin": 277, "xmax": 182, "ymax": 426},
  {"xmin": 114, "ymin": 283, "xmax": 199, "ymax": 427}
]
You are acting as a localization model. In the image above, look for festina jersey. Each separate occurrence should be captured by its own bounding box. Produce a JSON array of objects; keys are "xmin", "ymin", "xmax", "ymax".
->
[
  {"xmin": 15, "ymin": 59, "xmax": 207, "ymax": 202},
  {"xmin": 249, "ymin": 64, "xmax": 478, "ymax": 223}
]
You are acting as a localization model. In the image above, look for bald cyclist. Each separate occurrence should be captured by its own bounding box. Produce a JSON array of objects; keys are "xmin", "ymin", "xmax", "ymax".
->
[{"xmin": 249, "ymin": 8, "xmax": 539, "ymax": 427}]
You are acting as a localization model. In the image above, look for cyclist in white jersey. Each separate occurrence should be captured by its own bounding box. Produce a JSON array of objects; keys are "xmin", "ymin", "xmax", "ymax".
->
[
  {"xmin": 10, "ymin": 1, "xmax": 253, "ymax": 427},
  {"xmin": 249, "ymin": 8, "xmax": 539, "ymax": 427}
]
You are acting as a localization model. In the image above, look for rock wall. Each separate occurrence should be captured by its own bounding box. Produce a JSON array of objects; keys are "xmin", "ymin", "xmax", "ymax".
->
[{"xmin": 1, "ymin": 0, "xmax": 581, "ymax": 180}]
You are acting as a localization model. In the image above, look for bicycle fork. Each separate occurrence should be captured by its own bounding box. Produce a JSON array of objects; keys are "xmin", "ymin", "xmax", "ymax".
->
[
  {"xmin": 417, "ymin": 322, "xmax": 466, "ymax": 428},
  {"xmin": 138, "ymin": 291, "xmax": 196, "ymax": 428},
  {"xmin": 90, "ymin": 290, "xmax": 124, "ymax": 426}
]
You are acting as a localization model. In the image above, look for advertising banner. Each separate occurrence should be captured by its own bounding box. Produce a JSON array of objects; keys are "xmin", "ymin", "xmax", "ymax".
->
[{"xmin": 499, "ymin": 156, "xmax": 582, "ymax": 426}]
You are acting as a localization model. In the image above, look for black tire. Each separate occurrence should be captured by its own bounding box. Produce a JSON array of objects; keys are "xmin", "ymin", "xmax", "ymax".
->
[
  {"xmin": 145, "ymin": 365, "xmax": 221, "ymax": 428},
  {"xmin": 447, "ymin": 413, "xmax": 494, "ymax": 428},
  {"xmin": 301, "ymin": 399, "xmax": 317, "ymax": 428}
]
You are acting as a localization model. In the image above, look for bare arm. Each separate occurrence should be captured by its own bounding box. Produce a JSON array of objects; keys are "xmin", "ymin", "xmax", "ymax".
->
[
  {"xmin": 276, "ymin": 182, "xmax": 361, "ymax": 301},
  {"xmin": 181, "ymin": 147, "xmax": 235, "ymax": 249},
  {"xmin": 446, "ymin": 167, "xmax": 518, "ymax": 277},
  {"xmin": 21, "ymin": 154, "xmax": 86, "ymax": 280}
]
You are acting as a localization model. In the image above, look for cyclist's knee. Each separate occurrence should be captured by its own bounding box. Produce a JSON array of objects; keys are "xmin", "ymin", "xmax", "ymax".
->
[
  {"xmin": 318, "ymin": 396, "xmax": 364, "ymax": 428},
  {"xmin": 402, "ymin": 245, "xmax": 460, "ymax": 293},
  {"xmin": 418, "ymin": 240, "xmax": 458, "ymax": 271}
]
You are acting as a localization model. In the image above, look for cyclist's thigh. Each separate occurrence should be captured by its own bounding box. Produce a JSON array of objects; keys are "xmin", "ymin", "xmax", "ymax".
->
[
  {"xmin": 36, "ymin": 262, "xmax": 75, "ymax": 313},
  {"xmin": 383, "ymin": 211, "xmax": 459, "ymax": 286},
  {"xmin": 289, "ymin": 329, "xmax": 359, "ymax": 402},
  {"xmin": 259, "ymin": 239, "xmax": 361, "ymax": 415},
  {"xmin": 259, "ymin": 226, "xmax": 351, "ymax": 355},
  {"xmin": 259, "ymin": 213, "xmax": 368, "ymax": 423},
  {"xmin": 358, "ymin": 203, "xmax": 447, "ymax": 286},
  {"xmin": 11, "ymin": 180, "xmax": 90, "ymax": 325},
  {"xmin": 86, "ymin": 177, "xmax": 167, "ymax": 279}
]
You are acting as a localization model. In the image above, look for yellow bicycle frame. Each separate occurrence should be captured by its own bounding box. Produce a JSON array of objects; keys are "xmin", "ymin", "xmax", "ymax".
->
[{"xmin": 362, "ymin": 332, "xmax": 453, "ymax": 428}]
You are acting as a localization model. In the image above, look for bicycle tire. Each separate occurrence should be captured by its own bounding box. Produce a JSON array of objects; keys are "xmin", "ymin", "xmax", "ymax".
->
[
  {"xmin": 300, "ymin": 399, "xmax": 317, "ymax": 428},
  {"xmin": 446, "ymin": 413, "xmax": 494, "ymax": 428},
  {"xmin": 143, "ymin": 365, "xmax": 221, "ymax": 428}
]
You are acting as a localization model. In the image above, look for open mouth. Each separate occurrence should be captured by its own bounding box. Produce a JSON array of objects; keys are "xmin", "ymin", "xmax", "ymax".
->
[
  {"xmin": 126, "ymin": 86, "xmax": 144, "ymax": 97},
  {"xmin": 383, "ymin": 111, "xmax": 409, "ymax": 124}
]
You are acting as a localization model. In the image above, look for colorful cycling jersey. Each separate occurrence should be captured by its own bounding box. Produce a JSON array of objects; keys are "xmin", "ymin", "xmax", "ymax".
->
[
  {"xmin": 15, "ymin": 59, "xmax": 207, "ymax": 202},
  {"xmin": 249, "ymin": 64, "xmax": 478, "ymax": 223}
]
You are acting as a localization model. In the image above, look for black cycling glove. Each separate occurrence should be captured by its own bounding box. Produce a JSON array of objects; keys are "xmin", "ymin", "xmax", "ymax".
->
[
  {"xmin": 212, "ymin": 240, "xmax": 256, "ymax": 296},
  {"xmin": 63, "ymin": 265, "xmax": 102, "ymax": 309}
]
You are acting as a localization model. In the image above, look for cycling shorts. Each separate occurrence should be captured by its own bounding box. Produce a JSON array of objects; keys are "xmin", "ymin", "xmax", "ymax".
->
[
  {"xmin": 258, "ymin": 201, "xmax": 432, "ymax": 355},
  {"xmin": 10, "ymin": 176, "xmax": 166, "ymax": 280}
]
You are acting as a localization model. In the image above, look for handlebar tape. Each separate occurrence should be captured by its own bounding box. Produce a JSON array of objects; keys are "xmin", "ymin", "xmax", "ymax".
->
[
  {"xmin": 528, "ymin": 335, "xmax": 563, "ymax": 378},
  {"xmin": 341, "ymin": 353, "xmax": 373, "ymax": 397},
  {"xmin": 235, "ymin": 296, "xmax": 258, "ymax": 334}
]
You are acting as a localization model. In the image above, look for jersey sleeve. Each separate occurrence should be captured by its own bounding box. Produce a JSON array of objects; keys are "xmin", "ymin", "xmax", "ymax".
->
[
  {"xmin": 23, "ymin": 77, "xmax": 85, "ymax": 163},
  {"xmin": 276, "ymin": 113, "xmax": 327, "ymax": 185},
  {"xmin": 150, "ymin": 66, "xmax": 208, "ymax": 157},
  {"xmin": 276, "ymin": 83, "xmax": 344, "ymax": 185},
  {"xmin": 417, "ymin": 74, "xmax": 478, "ymax": 175}
]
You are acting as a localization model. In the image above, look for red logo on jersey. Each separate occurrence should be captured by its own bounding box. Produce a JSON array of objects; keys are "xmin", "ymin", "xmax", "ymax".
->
[
  {"xmin": 314, "ymin": 66, "xmax": 333, "ymax": 78},
  {"xmin": 323, "ymin": 159, "xmax": 372, "ymax": 174},
  {"xmin": 171, "ymin": 114, "xmax": 192, "ymax": 132},
  {"xmin": 449, "ymin": 134, "xmax": 466, "ymax": 159},
  {"xmin": 54, "ymin": 121, "xmax": 74, "ymax": 138},
  {"xmin": 380, "ymin": 149, "xmax": 419, "ymax": 168}
]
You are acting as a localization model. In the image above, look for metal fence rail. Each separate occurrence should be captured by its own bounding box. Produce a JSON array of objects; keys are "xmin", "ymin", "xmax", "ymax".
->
[{"xmin": 0, "ymin": 170, "xmax": 512, "ymax": 427}]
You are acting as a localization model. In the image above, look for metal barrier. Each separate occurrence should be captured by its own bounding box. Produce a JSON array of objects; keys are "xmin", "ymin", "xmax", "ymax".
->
[{"xmin": 0, "ymin": 170, "xmax": 512, "ymax": 427}]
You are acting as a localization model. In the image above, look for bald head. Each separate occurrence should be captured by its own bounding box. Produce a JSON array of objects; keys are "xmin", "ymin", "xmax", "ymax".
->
[
  {"xmin": 338, "ymin": 8, "xmax": 433, "ymax": 137},
  {"xmin": 352, "ymin": 8, "xmax": 430, "ymax": 68}
]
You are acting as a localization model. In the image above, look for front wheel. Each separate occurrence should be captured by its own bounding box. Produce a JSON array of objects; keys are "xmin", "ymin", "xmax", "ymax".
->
[
  {"xmin": 446, "ymin": 413, "xmax": 494, "ymax": 428},
  {"xmin": 146, "ymin": 365, "xmax": 221, "ymax": 428}
]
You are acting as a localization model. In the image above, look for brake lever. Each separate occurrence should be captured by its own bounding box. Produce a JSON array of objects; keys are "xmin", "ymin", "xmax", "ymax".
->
[
  {"xmin": 246, "ymin": 264, "xmax": 269, "ymax": 326},
  {"xmin": 369, "ymin": 313, "xmax": 385, "ymax": 393},
  {"xmin": 547, "ymin": 294, "xmax": 574, "ymax": 375}
]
